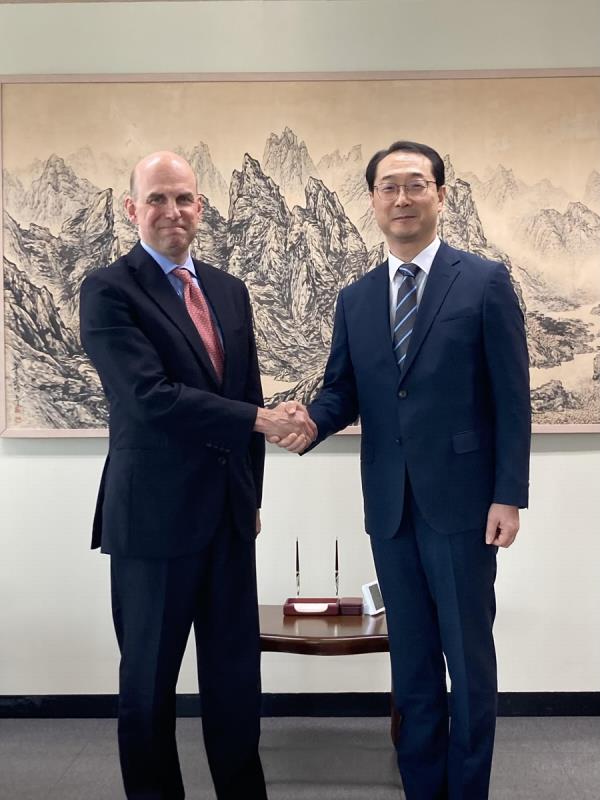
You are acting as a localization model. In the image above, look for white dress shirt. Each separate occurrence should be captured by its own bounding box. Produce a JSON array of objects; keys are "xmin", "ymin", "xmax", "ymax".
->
[{"xmin": 388, "ymin": 236, "xmax": 441, "ymax": 330}]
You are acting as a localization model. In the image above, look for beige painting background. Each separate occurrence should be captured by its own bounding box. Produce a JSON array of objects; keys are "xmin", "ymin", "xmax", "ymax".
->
[
  {"xmin": 2, "ymin": 76, "xmax": 600, "ymax": 432},
  {"xmin": 3, "ymin": 79, "xmax": 599, "ymax": 195}
]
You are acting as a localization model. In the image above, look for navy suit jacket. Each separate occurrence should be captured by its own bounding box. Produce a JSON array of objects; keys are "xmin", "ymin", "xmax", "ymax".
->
[
  {"xmin": 80, "ymin": 242, "xmax": 264, "ymax": 558},
  {"xmin": 308, "ymin": 241, "xmax": 531, "ymax": 538}
]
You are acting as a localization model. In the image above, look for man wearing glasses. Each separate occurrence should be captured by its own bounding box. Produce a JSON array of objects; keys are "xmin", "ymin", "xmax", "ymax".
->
[
  {"xmin": 80, "ymin": 151, "xmax": 316, "ymax": 800},
  {"xmin": 274, "ymin": 141, "xmax": 531, "ymax": 798}
]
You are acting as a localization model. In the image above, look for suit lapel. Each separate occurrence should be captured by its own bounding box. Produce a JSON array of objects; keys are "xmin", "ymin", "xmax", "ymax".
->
[
  {"xmin": 129, "ymin": 244, "xmax": 221, "ymax": 389},
  {"xmin": 364, "ymin": 261, "xmax": 399, "ymax": 375},
  {"xmin": 399, "ymin": 242, "xmax": 461, "ymax": 382}
]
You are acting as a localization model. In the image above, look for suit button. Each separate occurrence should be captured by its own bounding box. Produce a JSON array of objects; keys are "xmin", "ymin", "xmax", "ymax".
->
[
  {"xmin": 398, "ymin": 390, "xmax": 407, "ymax": 398},
  {"xmin": 217, "ymin": 456, "xmax": 227, "ymax": 466},
  {"xmin": 395, "ymin": 437, "xmax": 402, "ymax": 445}
]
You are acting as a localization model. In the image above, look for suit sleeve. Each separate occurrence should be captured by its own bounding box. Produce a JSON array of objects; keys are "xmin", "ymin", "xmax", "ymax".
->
[
  {"xmin": 307, "ymin": 289, "xmax": 360, "ymax": 447},
  {"xmin": 482, "ymin": 263, "xmax": 531, "ymax": 507},
  {"xmin": 79, "ymin": 271, "xmax": 259, "ymax": 452},
  {"xmin": 242, "ymin": 286, "xmax": 265, "ymax": 506}
]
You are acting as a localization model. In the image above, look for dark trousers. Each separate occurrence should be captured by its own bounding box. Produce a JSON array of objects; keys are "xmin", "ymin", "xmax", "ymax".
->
[
  {"xmin": 371, "ymin": 484, "xmax": 498, "ymax": 800},
  {"xmin": 110, "ymin": 515, "xmax": 267, "ymax": 800}
]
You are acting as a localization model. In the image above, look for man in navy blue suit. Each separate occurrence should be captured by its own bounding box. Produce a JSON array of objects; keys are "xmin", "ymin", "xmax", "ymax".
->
[
  {"xmin": 274, "ymin": 141, "xmax": 531, "ymax": 799},
  {"xmin": 80, "ymin": 151, "xmax": 315, "ymax": 800}
]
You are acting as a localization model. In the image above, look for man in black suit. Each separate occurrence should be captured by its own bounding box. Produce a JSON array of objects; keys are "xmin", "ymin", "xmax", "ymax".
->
[
  {"xmin": 80, "ymin": 151, "xmax": 315, "ymax": 800},
  {"xmin": 274, "ymin": 141, "xmax": 531, "ymax": 799}
]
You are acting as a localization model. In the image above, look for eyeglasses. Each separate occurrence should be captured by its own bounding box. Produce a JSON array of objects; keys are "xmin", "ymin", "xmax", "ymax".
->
[{"xmin": 373, "ymin": 179, "xmax": 437, "ymax": 201}]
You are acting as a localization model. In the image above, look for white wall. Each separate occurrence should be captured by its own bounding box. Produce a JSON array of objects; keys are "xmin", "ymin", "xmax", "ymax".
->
[
  {"xmin": 0, "ymin": 0, "xmax": 598, "ymax": 74},
  {"xmin": 1, "ymin": 0, "xmax": 599, "ymax": 697}
]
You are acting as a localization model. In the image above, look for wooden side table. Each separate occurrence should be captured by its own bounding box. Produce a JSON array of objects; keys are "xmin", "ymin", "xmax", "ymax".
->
[{"xmin": 258, "ymin": 604, "xmax": 400, "ymax": 742}]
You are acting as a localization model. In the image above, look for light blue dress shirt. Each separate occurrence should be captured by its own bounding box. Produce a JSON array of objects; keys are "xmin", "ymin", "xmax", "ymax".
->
[{"xmin": 140, "ymin": 240, "xmax": 223, "ymax": 344}]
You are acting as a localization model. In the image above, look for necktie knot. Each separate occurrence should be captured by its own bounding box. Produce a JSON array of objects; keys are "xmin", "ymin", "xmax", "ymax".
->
[
  {"xmin": 173, "ymin": 266, "xmax": 193, "ymax": 284},
  {"xmin": 398, "ymin": 263, "xmax": 419, "ymax": 280}
]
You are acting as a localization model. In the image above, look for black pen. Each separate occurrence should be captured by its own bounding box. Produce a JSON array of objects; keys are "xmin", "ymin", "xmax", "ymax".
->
[
  {"xmin": 335, "ymin": 538, "xmax": 339, "ymax": 597},
  {"xmin": 296, "ymin": 537, "xmax": 300, "ymax": 597}
]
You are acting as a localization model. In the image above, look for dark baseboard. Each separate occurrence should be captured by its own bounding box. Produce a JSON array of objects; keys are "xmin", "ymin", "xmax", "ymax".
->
[{"xmin": 1, "ymin": 692, "xmax": 599, "ymax": 719}]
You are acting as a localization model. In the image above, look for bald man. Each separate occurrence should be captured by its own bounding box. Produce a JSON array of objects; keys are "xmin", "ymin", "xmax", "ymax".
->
[{"xmin": 80, "ymin": 152, "xmax": 315, "ymax": 800}]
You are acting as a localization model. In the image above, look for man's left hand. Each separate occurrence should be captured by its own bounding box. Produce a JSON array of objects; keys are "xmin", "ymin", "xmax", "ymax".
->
[{"xmin": 485, "ymin": 503, "xmax": 520, "ymax": 547}]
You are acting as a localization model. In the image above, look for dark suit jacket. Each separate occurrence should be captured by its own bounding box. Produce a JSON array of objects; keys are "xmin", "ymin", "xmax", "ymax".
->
[
  {"xmin": 308, "ymin": 241, "xmax": 531, "ymax": 538},
  {"xmin": 79, "ymin": 242, "xmax": 265, "ymax": 558}
]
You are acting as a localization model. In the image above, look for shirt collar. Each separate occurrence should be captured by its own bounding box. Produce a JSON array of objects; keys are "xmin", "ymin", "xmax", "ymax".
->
[
  {"xmin": 140, "ymin": 240, "xmax": 194, "ymax": 276},
  {"xmin": 388, "ymin": 236, "xmax": 441, "ymax": 282}
]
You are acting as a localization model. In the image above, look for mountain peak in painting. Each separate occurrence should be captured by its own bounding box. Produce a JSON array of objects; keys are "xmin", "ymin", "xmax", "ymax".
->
[
  {"xmin": 472, "ymin": 164, "xmax": 569, "ymax": 215},
  {"xmin": 178, "ymin": 142, "xmax": 229, "ymax": 215},
  {"xmin": 317, "ymin": 144, "xmax": 373, "ymax": 245},
  {"xmin": 517, "ymin": 201, "xmax": 600, "ymax": 258},
  {"xmin": 440, "ymin": 155, "xmax": 489, "ymax": 254},
  {"xmin": 317, "ymin": 144, "xmax": 363, "ymax": 174},
  {"xmin": 478, "ymin": 164, "xmax": 525, "ymax": 208},
  {"xmin": 262, "ymin": 127, "xmax": 318, "ymax": 204},
  {"xmin": 228, "ymin": 153, "xmax": 291, "ymax": 282},
  {"xmin": 584, "ymin": 169, "xmax": 600, "ymax": 212},
  {"xmin": 28, "ymin": 154, "xmax": 99, "ymax": 234}
]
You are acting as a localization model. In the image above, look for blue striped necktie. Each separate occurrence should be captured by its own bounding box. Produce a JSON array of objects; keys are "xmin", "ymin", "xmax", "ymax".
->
[{"xmin": 392, "ymin": 263, "xmax": 419, "ymax": 372}]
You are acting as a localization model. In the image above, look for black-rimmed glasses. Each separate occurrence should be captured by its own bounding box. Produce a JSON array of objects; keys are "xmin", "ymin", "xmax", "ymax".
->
[{"xmin": 373, "ymin": 179, "xmax": 437, "ymax": 201}]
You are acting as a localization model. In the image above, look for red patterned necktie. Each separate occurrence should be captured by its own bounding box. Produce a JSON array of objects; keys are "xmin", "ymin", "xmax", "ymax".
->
[{"xmin": 172, "ymin": 267, "xmax": 224, "ymax": 381}]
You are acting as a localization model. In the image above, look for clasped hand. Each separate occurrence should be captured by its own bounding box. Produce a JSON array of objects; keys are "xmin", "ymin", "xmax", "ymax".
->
[{"xmin": 256, "ymin": 401, "xmax": 316, "ymax": 453}]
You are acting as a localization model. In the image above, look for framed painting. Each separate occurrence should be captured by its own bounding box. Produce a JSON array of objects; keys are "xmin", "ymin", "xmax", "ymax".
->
[{"xmin": 1, "ymin": 71, "xmax": 599, "ymax": 435}]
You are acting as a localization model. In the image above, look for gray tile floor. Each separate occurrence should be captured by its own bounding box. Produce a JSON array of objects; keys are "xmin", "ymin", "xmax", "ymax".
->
[{"xmin": 0, "ymin": 717, "xmax": 598, "ymax": 799}]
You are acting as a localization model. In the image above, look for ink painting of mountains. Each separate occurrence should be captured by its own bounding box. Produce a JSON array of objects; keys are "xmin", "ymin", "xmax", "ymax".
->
[{"xmin": 1, "ymin": 76, "xmax": 599, "ymax": 433}]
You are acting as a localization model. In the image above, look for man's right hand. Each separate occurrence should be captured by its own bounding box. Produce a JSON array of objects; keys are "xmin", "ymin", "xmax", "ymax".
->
[{"xmin": 254, "ymin": 402, "xmax": 317, "ymax": 453}]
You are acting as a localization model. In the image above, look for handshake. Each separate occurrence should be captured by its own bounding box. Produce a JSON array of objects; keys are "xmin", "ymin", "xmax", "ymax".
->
[{"xmin": 254, "ymin": 401, "xmax": 317, "ymax": 453}]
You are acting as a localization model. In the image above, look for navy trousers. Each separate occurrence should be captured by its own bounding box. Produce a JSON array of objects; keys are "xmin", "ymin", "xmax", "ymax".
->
[
  {"xmin": 371, "ymin": 483, "xmax": 498, "ymax": 800},
  {"xmin": 110, "ymin": 514, "xmax": 267, "ymax": 800}
]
